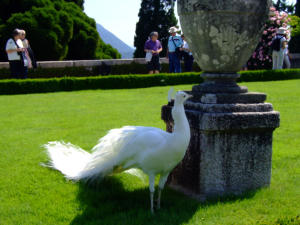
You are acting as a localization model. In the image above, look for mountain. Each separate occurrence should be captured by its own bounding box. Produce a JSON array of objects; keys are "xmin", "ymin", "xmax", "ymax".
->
[{"xmin": 96, "ymin": 24, "xmax": 134, "ymax": 59}]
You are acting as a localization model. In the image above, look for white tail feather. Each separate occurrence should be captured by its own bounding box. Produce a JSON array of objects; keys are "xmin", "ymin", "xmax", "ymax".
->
[
  {"xmin": 44, "ymin": 141, "xmax": 91, "ymax": 180},
  {"xmin": 44, "ymin": 127, "xmax": 139, "ymax": 181}
]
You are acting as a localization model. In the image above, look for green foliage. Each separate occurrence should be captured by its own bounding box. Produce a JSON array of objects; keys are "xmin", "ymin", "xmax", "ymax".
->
[
  {"xmin": 273, "ymin": 0, "xmax": 295, "ymax": 13},
  {"xmin": 289, "ymin": 15, "xmax": 300, "ymax": 53},
  {"xmin": 0, "ymin": 73, "xmax": 202, "ymax": 95},
  {"xmin": 0, "ymin": 69, "xmax": 300, "ymax": 95},
  {"xmin": 0, "ymin": 62, "xmax": 199, "ymax": 79},
  {"xmin": 64, "ymin": 0, "xmax": 84, "ymax": 9},
  {"xmin": 134, "ymin": 0, "xmax": 178, "ymax": 58},
  {"xmin": 247, "ymin": 7, "xmax": 290, "ymax": 70},
  {"xmin": 296, "ymin": 0, "xmax": 300, "ymax": 17},
  {"xmin": 0, "ymin": 0, "xmax": 120, "ymax": 61},
  {"xmin": 0, "ymin": 80, "xmax": 299, "ymax": 224}
]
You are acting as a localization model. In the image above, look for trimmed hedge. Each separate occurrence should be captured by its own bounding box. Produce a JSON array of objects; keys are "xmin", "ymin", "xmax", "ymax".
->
[
  {"xmin": 239, "ymin": 69, "xmax": 300, "ymax": 82},
  {"xmin": 0, "ymin": 73, "xmax": 202, "ymax": 95},
  {"xmin": 0, "ymin": 62, "xmax": 202, "ymax": 79},
  {"xmin": 0, "ymin": 69, "xmax": 299, "ymax": 95}
]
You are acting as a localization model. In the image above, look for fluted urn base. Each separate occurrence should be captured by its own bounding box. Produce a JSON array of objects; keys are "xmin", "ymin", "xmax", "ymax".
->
[{"xmin": 161, "ymin": 73, "xmax": 280, "ymax": 201}]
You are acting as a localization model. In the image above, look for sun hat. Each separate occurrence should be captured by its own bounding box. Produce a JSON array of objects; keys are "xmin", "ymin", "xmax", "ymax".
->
[
  {"xmin": 277, "ymin": 27, "xmax": 286, "ymax": 35},
  {"xmin": 169, "ymin": 26, "xmax": 178, "ymax": 34}
]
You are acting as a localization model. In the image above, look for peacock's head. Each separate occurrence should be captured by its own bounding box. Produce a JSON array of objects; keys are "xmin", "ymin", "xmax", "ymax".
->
[{"xmin": 175, "ymin": 91, "xmax": 193, "ymax": 104}]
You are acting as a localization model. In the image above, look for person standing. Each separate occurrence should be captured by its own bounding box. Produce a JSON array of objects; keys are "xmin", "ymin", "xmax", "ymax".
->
[
  {"xmin": 20, "ymin": 29, "xmax": 37, "ymax": 69},
  {"xmin": 144, "ymin": 32, "xmax": 163, "ymax": 74},
  {"xmin": 5, "ymin": 29, "xmax": 28, "ymax": 79},
  {"xmin": 167, "ymin": 27, "xmax": 183, "ymax": 73},
  {"xmin": 181, "ymin": 34, "xmax": 194, "ymax": 72},
  {"xmin": 283, "ymin": 30, "xmax": 291, "ymax": 69},
  {"xmin": 272, "ymin": 27, "xmax": 287, "ymax": 70}
]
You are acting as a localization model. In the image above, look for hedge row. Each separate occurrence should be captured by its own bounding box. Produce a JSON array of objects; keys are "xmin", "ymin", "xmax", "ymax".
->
[
  {"xmin": 0, "ymin": 69, "xmax": 299, "ymax": 95},
  {"xmin": 0, "ymin": 62, "xmax": 201, "ymax": 79},
  {"xmin": 0, "ymin": 73, "xmax": 202, "ymax": 95},
  {"xmin": 239, "ymin": 69, "xmax": 300, "ymax": 81}
]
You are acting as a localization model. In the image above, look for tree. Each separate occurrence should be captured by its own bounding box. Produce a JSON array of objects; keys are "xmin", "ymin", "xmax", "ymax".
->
[
  {"xmin": 296, "ymin": 0, "xmax": 300, "ymax": 16},
  {"xmin": 0, "ymin": 0, "xmax": 120, "ymax": 61},
  {"xmin": 288, "ymin": 15, "xmax": 300, "ymax": 53},
  {"xmin": 274, "ymin": 0, "xmax": 294, "ymax": 13},
  {"xmin": 134, "ymin": 0, "xmax": 178, "ymax": 58},
  {"xmin": 64, "ymin": 0, "xmax": 84, "ymax": 9}
]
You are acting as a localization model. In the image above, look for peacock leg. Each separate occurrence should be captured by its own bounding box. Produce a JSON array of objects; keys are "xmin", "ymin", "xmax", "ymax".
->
[
  {"xmin": 157, "ymin": 173, "xmax": 169, "ymax": 210},
  {"xmin": 149, "ymin": 174, "xmax": 155, "ymax": 214}
]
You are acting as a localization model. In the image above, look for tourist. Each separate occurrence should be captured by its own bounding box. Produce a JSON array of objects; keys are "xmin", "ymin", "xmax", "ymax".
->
[
  {"xmin": 20, "ymin": 29, "xmax": 37, "ymax": 69},
  {"xmin": 181, "ymin": 34, "xmax": 194, "ymax": 72},
  {"xmin": 283, "ymin": 30, "xmax": 291, "ymax": 69},
  {"xmin": 5, "ymin": 29, "xmax": 28, "ymax": 79},
  {"xmin": 167, "ymin": 27, "xmax": 183, "ymax": 73},
  {"xmin": 272, "ymin": 27, "xmax": 287, "ymax": 70},
  {"xmin": 144, "ymin": 31, "xmax": 163, "ymax": 74}
]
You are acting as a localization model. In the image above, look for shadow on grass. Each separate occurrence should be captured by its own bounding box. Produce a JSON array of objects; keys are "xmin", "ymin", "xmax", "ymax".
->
[{"xmin": 70, "ymin": 175, "xmax": 258, "ymax": 225}]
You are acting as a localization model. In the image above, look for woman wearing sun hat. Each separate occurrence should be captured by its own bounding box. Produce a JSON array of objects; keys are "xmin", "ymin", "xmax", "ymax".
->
[{"xmin": 167, "ymin": 26, "xmax": 183, "ymax": 73}]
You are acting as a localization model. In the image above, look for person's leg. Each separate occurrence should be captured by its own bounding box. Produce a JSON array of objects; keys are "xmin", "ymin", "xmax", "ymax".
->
[
  {"xmin": 22, "ymin": 66, "xmax": 28, "ymax": 79},
  {"xmin": 174, "ymin": 55, "xmax": 181, "ymax": 73},
  {"xmin": 16, "ymin": 61, "xmax": 24, "ymax": 78},
  {"xmin": 153, "ymin": 55, "xmax": 160, "ymax": 74},
  {"xmin": 284, "ymin": 54, "xmax": 291, "ymax": 69},
  {"xmin": 273, "ymin": 51, "xmax": 279, "ymax": 70},
  {"xmin": 278, "ymin": 51, "xmax": 285, "ymax": 69},
  {"xmin": 169, "ymin": 53, "xmax": 175, "ymax": 73},
  {"xmin": 147, "ymin": 62, "xmax": 154, "ymax": 74},
  {"xmin": 183, "ymin": 54, "xmax": 189, "ymax": 72},
  {"xmin": 9, "ymin": 61, "xmax": 18, "ymax": 79},
  {"xmin": 186, "ymin": 55, "xmax": 193, "ymax": 72}
]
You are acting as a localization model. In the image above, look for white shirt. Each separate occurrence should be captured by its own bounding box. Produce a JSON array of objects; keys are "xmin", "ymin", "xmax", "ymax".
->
[
  {"xmin": 6, "ymin": 38, "xmax": 21, "ymax": 61},
  {"xmin": 183, "ymin": 40, "xmax": 192, "ymax": 56},
  {"xmin": 16, "ymin": 39, "xmax": 28, "ymax": 67}
]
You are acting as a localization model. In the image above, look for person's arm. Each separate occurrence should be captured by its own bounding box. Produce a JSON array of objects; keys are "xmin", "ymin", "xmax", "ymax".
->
[
  {"xmin": 6, "ymin": 40, "xmax": 24, "ymax": 54},
  {"xmin": 156, "ymin": 47, "xmax": 163, "ymax": 54},
  {"xmin": 6, "ymin": 48, "xmax": 24, "ymax": 54},
  {"xmin": 144, "ymin": 41, "xmax": 151, "ymax": 53},
  {"xmin": 282, "ymin": 40, "xmax": 287, "ymax": 50},
  {"xmin": 179, "ymin": 38, "xmax": 184, "ymax": 51}
]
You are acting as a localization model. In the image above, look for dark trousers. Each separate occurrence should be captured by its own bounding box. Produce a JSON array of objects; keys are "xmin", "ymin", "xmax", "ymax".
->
[
  {"xmin": 9, "ymin": 61, "xmax": 28, "ymax": 79},
  {"xmin": 169, "ymin": 52, "xmax": 181, "ymax": 73},
  {"xmin": 183, "ymin": 54, "xmax": 194, "ymax": 72}
]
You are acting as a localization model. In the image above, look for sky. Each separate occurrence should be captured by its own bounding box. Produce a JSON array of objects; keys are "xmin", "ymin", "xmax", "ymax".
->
[
  {"xmin": 84, "ymin": 0, "xmax": 178, "ymax": 47},
  {"xmin": 84, "ymin": 0, "xmax": 296, "ymax": 48}
]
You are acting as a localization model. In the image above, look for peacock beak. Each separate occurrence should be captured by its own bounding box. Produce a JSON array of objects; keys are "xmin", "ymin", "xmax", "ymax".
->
[{"xmin": 187, "ymin": 94, "xmax": 193, "ymax": 99}]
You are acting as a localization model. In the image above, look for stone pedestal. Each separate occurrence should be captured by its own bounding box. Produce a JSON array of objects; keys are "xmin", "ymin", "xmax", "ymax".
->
[{"xmin": 161, "ymin": 73, "xmax": 280, "ymax": 200}]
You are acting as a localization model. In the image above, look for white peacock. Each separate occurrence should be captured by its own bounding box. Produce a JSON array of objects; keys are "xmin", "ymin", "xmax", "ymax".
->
[{"xmin": 44, "ymin": 89, "xmax": 192, "ymax": 213}]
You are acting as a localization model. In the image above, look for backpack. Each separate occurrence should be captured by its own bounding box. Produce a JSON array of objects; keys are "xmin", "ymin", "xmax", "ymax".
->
[{"xmin": 271, "ymin": 36, "xmax": 283, "ymax": 51}]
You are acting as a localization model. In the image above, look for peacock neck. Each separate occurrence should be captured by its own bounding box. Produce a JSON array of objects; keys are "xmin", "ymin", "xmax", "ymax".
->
[{"xmin": 172, "ymin": 101, "xmax": 190, "ymax": 138}]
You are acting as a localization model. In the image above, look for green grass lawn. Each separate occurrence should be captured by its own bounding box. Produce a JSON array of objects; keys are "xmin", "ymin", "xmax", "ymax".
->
[{"xmin": 0, "ymin": 80, "xmax": 299, "ymax": 225}]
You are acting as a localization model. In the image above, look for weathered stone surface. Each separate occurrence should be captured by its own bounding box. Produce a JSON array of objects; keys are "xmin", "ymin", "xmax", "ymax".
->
[
  {"xmin": 162, "ymin": 98, "xmax": 280, "ymax": 200},
  {"xmin": 190, "ymin": 92, "xmax": 267, "ymax": 104},
  {"xmin": 161, "ymin": 0, "xmax": 280, "ymax": 201},
  {"xmin": 192, "ymin": 73, "xmax": 248, "ymax": 94},
  {"xmin": 177, "ymin": 0, "xmax": 272, "ymax": 72}
]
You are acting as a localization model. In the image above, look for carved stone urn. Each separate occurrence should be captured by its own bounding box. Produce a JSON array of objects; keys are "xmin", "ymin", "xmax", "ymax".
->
[
  {"xmin": 178, "ymin": 0, "xmax": 271, "ymax": 73},
  {"xmin": 161, "ymin": 0, "xmax": 280, "ymax": 200}
]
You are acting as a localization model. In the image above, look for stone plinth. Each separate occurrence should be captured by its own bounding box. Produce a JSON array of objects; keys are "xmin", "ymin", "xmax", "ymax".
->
[{"xmin": 161, "ymin": 73, "xmax": 280, "ymax": 200}]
